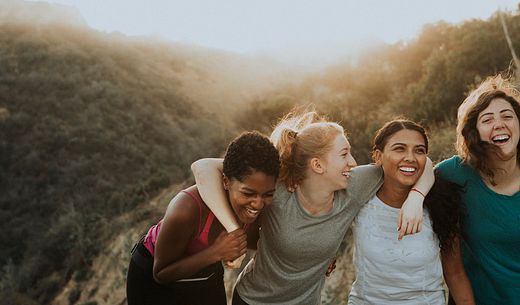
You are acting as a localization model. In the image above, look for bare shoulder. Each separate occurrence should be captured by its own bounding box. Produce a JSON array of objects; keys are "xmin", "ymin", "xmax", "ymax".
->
[{"xmin": 162, "ymin": 186, "xmax": 200, "ymax": 236}]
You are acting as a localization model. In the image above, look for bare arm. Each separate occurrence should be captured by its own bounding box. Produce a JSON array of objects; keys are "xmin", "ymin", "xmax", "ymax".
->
[
  {"xmin": 441, "ymin": 237, "xmax": 475, "ymax": 305},
  {"xmin": 191, "ymin": 158, "xmax": 239, "ymax": 231},
  {"xmin": 191, "ymin": 158, "xmax": 245, "ymax": 268},
  {"xmin": 398, "ymin": 157, "xmax": 434, "ymax": 239},
  {"xmin": 152, "ymin": 192, "xmax": 246, "ymax": 285}
]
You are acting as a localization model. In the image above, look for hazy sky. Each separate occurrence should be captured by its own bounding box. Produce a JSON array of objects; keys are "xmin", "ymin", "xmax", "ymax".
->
[{"xmin": 33, "ymin": 0, "xmax": 520, "ymax": 65}]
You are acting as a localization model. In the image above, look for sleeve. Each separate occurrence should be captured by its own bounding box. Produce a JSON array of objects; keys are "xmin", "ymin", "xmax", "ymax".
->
[
  {"xmin": 435, "ymin": 155, "xmax": 468, "ymax": 186},
  {"xmin": 348, "ymin": 164, "xmax": 384, "ymax": 206}
]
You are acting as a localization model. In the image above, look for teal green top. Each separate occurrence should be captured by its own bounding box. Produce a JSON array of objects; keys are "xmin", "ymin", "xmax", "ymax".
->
[{"xmin": 436, "ymin": 156, "xmax": 520, "ymax": 305}]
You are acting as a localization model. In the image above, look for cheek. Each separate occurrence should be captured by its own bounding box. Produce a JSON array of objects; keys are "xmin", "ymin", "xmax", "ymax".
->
[
  {"xmin": 417, "ymin": 156, "xmax": 427, "ymax": 173},
  {"xmin": 229, "ymin": 192, "xmax": 246, "ymax": 207},
  {"xmin": 476, "ymin": 124, "xmax": 490, "ymax": 141},
  {"xmin": 264, "ymin": 197, "xmax": 274, "ymax": 207}
]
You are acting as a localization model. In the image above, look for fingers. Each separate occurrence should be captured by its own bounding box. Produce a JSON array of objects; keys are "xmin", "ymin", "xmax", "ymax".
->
[
  {"xmin": 398, "ymin": 222, "xmax": 408, "ymax": 240},
  {"xmin": 325, "ymin": 258, "xmax": 337, "ymax": 277},
  {"xmin": 226, "ymin": 254, "xmax": 246, "ymax": 269},
  {"xmin": 398, "ymin": 217, "xmax": 424, "ymax": 240},
  {"xmin": 397, "ymin": 211, "xmax": 402, "ymax": 232},
  {"xmin": 411, "ymin": 222, "xmax": 418, "ymax": 235}
]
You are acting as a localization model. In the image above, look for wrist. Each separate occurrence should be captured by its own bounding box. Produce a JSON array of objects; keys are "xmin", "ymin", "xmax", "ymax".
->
[{"xmin": 411, "ymin": 187, "xmax": 426, "ymax": 198}]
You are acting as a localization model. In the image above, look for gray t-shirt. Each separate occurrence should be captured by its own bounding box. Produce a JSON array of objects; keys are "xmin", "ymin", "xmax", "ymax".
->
[{"xmin": 236, "ymin": 164, "xmax": 383, "ymax": 305}]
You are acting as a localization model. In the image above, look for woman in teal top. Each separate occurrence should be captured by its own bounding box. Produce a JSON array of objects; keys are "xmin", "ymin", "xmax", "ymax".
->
[{"xmin": 436, "ymin": 76, "xmax": 520, "ymax": 305}]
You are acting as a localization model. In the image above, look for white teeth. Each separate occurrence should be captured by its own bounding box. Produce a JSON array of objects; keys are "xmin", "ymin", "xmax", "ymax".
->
[
  {"xmin": 342, "ymin": 171, "xmax": 351, "ymax": 177},
  {"xmin": 399, "ymin": 167, "xmax": 416, "ymax": 172},
  {"xmin": 492, "ymin": 135, "xmax": 510, "ymax": 141},
  {"xmin": 246, "ymin": 208, "xmax": 259, "ymax": 215}
]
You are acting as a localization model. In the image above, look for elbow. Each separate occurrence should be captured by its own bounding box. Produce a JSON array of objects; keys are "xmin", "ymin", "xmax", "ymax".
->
[
  {"xmin": 152, "ymin": 264, "xmax": 171, "ymax": 286},
  {"xmin": 152, "ymin": 268, "xmax": 166, "ymax": 285},
  {"xmin": 191, "ymin": 159, "xmax": 205, "ymax": 174}
]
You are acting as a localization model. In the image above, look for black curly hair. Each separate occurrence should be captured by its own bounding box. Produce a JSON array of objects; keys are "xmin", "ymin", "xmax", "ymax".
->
[
  {"xmin": 223, "ymin": 131, "xmax": 280, "ymax": 182},
  {"xmin": 425, "ymin": 172, "xmax": 465, "ymax": 254}
]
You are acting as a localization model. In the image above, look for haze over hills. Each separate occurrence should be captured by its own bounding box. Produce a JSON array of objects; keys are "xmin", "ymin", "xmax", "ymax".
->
[
  {"xmin": 0, "ymin": 1, "xmax": 307, "ymax": 304},
  {"xmin": 1, "ymin": 1, "xmax": 520, "ymax": 304}
]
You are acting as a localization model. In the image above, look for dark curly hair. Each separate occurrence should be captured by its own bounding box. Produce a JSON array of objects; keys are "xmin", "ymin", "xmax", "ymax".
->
[
  {"xmin": 425, "ymin": 172, "xmax": 465, "ymax": 254},
  {"xmin": 223, "ymin": 131, "xmax": 280, "ymax": 182}
]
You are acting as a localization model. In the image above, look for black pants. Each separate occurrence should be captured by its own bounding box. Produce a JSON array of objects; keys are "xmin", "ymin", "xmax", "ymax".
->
[
  {"xmin": 231, "ymin": 288, "xmax": 250, "ymax": 305},
  {"xmin": 126, "ymin": 241, "xmax": 226, "ymax": 305}
]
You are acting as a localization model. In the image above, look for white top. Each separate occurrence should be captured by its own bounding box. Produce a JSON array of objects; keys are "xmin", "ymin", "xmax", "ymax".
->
[{"xmin": 348, "ymin": 195, "xmax": 445, "ymax": 305}]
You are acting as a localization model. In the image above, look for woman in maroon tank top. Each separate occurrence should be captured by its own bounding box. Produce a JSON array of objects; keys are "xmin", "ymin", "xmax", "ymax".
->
[{"xmin": 126, "ymin": 131, "xmax": 280, "ymax": 305}]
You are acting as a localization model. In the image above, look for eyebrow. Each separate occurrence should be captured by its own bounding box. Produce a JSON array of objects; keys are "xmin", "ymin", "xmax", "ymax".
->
[
  {"xmin": 479, "ymin": 109, "xmax": 515, "ymax": 120},
  {"xmin": 390, "ymin": 143, "xmax": 427, "ymax": 148},
  {"xmin": 241, "ymin": 187, "xmax": 275, "ymax": 193}
]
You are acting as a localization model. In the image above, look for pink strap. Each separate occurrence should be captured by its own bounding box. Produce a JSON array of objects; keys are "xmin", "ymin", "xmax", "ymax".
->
[{"xmin": 200, "ymin": 213, "xmax": 215, "ymax": 244}]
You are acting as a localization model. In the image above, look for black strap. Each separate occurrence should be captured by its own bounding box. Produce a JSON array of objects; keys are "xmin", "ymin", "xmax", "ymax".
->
[{"xmin": 131, "ymin": 237, "xmax": 154, "ymax": 275}]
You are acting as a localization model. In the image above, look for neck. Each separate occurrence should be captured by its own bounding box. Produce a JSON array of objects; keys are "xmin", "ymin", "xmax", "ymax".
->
[
  {"xmin": 486, "ymin": 154, "xmax": 520, "ymax": 187},
  {"xmin": 376, "ymin": 181, "xmax": 410, "ymax": 209},
  {"xmin": 297, "ymin": 178, "xmax": 335, "ymax": 215}
]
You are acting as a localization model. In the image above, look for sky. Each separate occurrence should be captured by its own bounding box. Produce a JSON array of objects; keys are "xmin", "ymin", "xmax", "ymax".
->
[{"xmin": 31, "ymin": 0, "xmax": 520, "ymax": 66}]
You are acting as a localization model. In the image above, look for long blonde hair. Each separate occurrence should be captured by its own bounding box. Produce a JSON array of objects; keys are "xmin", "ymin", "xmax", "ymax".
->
[{"xmin": 270, "ymin": 110, "xmax": 345, "ymax": 188}]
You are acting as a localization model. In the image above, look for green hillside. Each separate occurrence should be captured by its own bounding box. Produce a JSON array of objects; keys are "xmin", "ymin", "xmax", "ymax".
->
[
  {"xmin": 1, "ymin": 1, "xmax": 520, "ymax": 304},
  {"xmin": 0, "ymin": 10, "xmax": 238, "ymax": 305}
]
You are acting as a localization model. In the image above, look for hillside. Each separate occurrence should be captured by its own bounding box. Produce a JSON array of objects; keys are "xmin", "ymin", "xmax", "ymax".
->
[
  {"xmin": 0, "ymin": 2, "xmax": 303, "ymax": 304},
  {"xmin": 2, "ymin": 1, "xmax": 520, "ymax": 305}
]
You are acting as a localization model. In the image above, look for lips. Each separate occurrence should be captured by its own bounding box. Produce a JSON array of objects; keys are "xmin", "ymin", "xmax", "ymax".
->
[
  {"xmin": 399, "ymin": 166, "xmax": 416, "ymax": 175},
  {"xmin": 342, "ymin": 170, "xmax": 351, "ymax": 178},
  {"xmin": 491, "ymin": 134, "xmax": 511, "ymax": 144},
  {"xmin": 245, "ymin": 207, "xmax": 260, "ymax": 218}
]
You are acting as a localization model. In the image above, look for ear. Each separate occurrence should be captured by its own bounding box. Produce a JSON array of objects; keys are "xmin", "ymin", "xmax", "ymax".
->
[
  {"xmin": 310, "ymin": 157, "xmax": 326, "ymax": 174},
  {"xmin": 222, "ymin": 174, "xmax": 230, "ymax": 190},
  {"xmin": 373, "ymin": 150, "xmax": 383, "ymax": 166}
]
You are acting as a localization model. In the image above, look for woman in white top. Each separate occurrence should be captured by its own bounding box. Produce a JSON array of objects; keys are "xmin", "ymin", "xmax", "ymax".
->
[{"xmin": 348, "ymin": 119, "xmax": 475, "ymax": 305}]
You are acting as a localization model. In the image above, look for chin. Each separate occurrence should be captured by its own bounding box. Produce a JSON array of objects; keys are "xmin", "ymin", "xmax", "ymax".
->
[
  {"xmin": 239, "ymin": 215, "xmax": 257, "ymax": 224},
  {"xmin": 398, "ymin": 179, "xmax": 417, "ymax": 188},
  {"xmin": 496, "ymin": 149, "xmax": 517, "ymax": 161}
]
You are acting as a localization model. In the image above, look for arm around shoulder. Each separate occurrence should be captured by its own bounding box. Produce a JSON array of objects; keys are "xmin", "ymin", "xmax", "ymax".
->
[{"xmin": 191, "ymin": 158, "xmax": 240, "ymax": 231}]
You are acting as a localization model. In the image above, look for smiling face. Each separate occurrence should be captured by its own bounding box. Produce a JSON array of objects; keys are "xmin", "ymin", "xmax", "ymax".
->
[
  {"xmin": 374, "ymin": 129, "xmax": 427, "ymax": 189},
  {"xmin": 476, "ymin": 98, "xmax": 520, "ymax": 161},
  {"xmin": 321, "ymin": 133, "xmax": 357, "ymax": 191},
  {"xmin": 224, "ymin": 170, "xmax": 276, "ymax": 224}
]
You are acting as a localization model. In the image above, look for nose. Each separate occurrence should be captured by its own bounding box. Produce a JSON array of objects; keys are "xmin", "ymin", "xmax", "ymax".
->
[
  {"xmin": 493, "ymin": 119, "xmax": 506, "ymax": 130},
  {"xmin": 404, "ymin": 150, "xmax": 416, "ymax": 162},
  {"xmin": 347, "ymin": 154, "xmax": 357, "ymax": 168},
  {"xmin": 250, "ymin": 195, "xmax": 264, "ymax": 209}
]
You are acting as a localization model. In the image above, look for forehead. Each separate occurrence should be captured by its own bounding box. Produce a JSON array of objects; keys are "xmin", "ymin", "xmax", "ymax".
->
[
  {"xmin": 481, "ymin": 98, "xmax": 515, "ymax": 114},
  {"xmin": 332, "ymin": 133, "xmax": 349, "ymax": 148},
  {"xmin": 235, "ymin": 171, "xmax": 276, "ymax": 189},
  {"xmin": 384, "ymin": 129, "xmax": 426, "ymax": 146}
]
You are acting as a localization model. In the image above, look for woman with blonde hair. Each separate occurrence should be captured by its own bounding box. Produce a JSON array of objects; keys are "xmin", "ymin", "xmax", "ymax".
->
[
  {"xmin": 192, "ymin": 111, "xmax": 433, "ymax": 305},
  {"xmin": 437, "ymin": 75, "xmax": 520, "ymax": 304}
]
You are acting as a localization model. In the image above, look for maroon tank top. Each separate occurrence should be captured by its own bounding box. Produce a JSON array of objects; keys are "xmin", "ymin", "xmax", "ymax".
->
[{"xmin": 143, "ymin": 187, "xmax": 216, "ymax": 257}]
